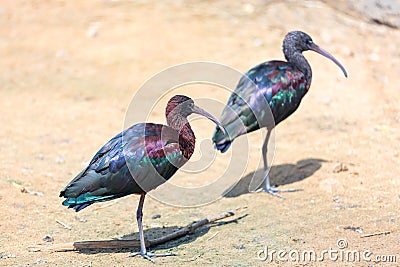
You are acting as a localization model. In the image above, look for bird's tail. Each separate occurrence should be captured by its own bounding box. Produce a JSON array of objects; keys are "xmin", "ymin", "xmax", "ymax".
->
[
  {"xmin": 61, "ymin": 193, "xmax": 125, "ymax": 212},
  {"xmin": 212, "ymin": 125, "xmax": 231, "ymax": 153}
]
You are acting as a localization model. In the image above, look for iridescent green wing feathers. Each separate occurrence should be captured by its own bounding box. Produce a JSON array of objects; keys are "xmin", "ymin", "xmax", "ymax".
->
[
  {"xmin": 60, "ymin": 123, "xmax": 185, "ymax": 211},
  {"xmin": 213, "ymin": 61, "xmax": 308, "ymax": 151}
]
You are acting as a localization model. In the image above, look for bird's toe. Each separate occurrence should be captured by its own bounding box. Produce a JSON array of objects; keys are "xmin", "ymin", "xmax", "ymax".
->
[
  {"xmin": 130, "ymin": 250, "xmax": 176, "ymax": 263},
  {"xmin": 261, "ymin": 186, "xmax": 303, "ymax": 199}
]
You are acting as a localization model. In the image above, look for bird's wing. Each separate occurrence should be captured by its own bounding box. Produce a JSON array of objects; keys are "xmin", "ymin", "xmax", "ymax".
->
[
  {"xmin": 60, "ymin": 123, "xmax": 185, "ymax": 209},
  {"xmin": 213, "ymin": 61, "xmax": 307, "ymax": 143}
]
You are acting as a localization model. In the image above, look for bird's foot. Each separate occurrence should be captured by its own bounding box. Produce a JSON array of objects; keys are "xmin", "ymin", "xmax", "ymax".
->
[
  {"xmin": 255, "ymin": 186, "xmax": 302, "ymax": 199},
  {"xmin": 130, "ymin": 250, "xmax": 176, "ymax": 264}
]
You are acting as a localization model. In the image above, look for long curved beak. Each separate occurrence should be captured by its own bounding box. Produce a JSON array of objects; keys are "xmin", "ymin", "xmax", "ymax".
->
[
  {"xmin": 310, "ymin": 43, "xmax": 348, "ymax": 78},
  {"xmin": 192, "ymin": 105, "xmax": 227, "ymax": 136}
]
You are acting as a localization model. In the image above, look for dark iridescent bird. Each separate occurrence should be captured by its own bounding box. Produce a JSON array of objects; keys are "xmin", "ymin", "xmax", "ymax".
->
[
  {"xmin": 213, "ymin": 31, "xmax": 347, "ymax": 198},
  {"xmin": 60, "ymin": 95, "xmax": 224, "ymax": 262}
]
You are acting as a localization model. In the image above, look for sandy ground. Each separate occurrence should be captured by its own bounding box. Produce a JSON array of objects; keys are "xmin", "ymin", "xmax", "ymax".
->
[{"xmin": 1, "ymin": 0, "xmax": 399, "ymax": 266}]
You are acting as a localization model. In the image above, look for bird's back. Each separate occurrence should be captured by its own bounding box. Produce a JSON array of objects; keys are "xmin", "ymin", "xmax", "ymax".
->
[
  {"xmin": 60, "ymin": 123, "xmax": 187, "ymax": 211},
  {"xmin": 213, "ymin": 61, "xmax": 309, "ymax": 151}
]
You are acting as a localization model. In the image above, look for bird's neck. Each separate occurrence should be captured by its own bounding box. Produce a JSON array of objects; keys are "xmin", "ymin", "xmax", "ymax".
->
[
  {"xmin": 285, "ymin": 51, "xmax": 312, "ymax": 88},
  {"xmin": 167, "ymin": 115, "xmax": 195, "ymax": 159}
]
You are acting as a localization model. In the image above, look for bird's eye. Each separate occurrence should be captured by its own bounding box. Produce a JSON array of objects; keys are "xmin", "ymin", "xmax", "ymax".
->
[{"xmin": 307, "ymin": 39, "xmax": 313, "ymax": 45}]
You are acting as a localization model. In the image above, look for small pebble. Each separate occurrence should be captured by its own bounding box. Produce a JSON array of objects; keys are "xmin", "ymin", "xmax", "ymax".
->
[
  {"xmin": 0, "ymin": 254, "xmax": 16, "ymax": 259},
  {"xmin": 333, "ymin": 163, "xmax": 348, "ymax": 173},
  {"xmin": 151, "ymin": 214, "xmax": 161, "ymax": 219},
  {"xmin": 253, "ymin": 38, "xmax": 263, "ymax": 47},
  {"xmin": 340, "ymin": 46, "xmax": 354, "ymax": 57},
  {"xmin": 87, "ymin": 25, "xmax": 98, "ymax": 38},
  {"xmin": 234, "ymin": 244, "xmax": 246, "ymax": 250},
  {"xmin": 343, "ymin": 226, "xmax": 363, "ymax": 234},
  {"xmin": 74, "ymin": 216, "xmax": 87, "ymax": 223},
  {"xmin": 54, "ymin": 156, "xmax": 65, "ymax": 164},
  {"xmin": 322, "ymin": 96, "xmax": 331, "ymax": 104},
  {"xmin": 368, "ymin": 53, "xmax": 380, "ymax": 61},
  {"xmin": 42, "ymin": 235, "xmax": 54, "ymax": 242}
]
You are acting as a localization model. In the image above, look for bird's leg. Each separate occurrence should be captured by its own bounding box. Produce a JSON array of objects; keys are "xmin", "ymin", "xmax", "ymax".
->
[
  {"xmin": 130, "ymin": 193, "xmax": 175, "ymax": 263},
  {"xmin": 256, "ymin": 130, "xmax": 302, "ymax": 198}
]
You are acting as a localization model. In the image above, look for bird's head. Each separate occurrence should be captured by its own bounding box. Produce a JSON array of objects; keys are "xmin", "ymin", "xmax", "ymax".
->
[
  {"xmin": 283, "ymin": 31, "xmax": 348, "ymax": 77},
  {"xmin": 166, "ymin": 95, "xmax": 195, "ymax": 118},
  {"xmin": 284, "ymin": 31, "xmax": 314, "ymax": 53},
  {"xmin": 166, "ymin": 95, "xmax": 226, "ymax": 135}
]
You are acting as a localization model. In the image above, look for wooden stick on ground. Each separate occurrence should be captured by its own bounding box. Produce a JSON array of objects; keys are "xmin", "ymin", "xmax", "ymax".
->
[
  {"xmin": 29, "ymin": 206, "xmax": 247, "ymax": 252},
  {"xmin": 361, "ymin": 231, "xmax": 391, "ymax": 238}
]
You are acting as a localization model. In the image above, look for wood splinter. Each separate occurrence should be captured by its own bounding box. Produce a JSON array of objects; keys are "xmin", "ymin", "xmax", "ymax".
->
[{"xmin": 361, "ymin": 231, "xmax": 391, "ymax": 238}]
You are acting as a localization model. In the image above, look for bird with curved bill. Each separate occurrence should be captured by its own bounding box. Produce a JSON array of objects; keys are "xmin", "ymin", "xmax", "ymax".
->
[
  {"xmin": 60, "ymin": 95, "xmax": 226, "ymax": 263},
  {"xmin": 212, "ymin": 31, "xmax": 347, "ymax": 198}
]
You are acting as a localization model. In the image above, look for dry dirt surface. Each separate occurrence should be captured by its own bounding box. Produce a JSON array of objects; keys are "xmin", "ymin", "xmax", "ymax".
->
[{"xmin": 1, "ymin": 1, "xmax": 400, "ymax": 266}]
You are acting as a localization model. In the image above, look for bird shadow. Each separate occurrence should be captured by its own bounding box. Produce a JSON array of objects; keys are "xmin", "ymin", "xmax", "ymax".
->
[
  {"xmin": 224, "ymin": 158, "xmax": 326, "ymax": 198},
  {"xmin": 75, "ymin": 215, "xmax": 247, "ymax": 255}
]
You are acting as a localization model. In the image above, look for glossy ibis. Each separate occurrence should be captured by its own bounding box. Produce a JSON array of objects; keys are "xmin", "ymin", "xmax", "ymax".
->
[
  {"xmin": 60, "ymin": 95, "xmax": 225, "ymax": 262},
  {"xmin": 212, "ymin": 31, "xmax": 347, "ymax": 198}
]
